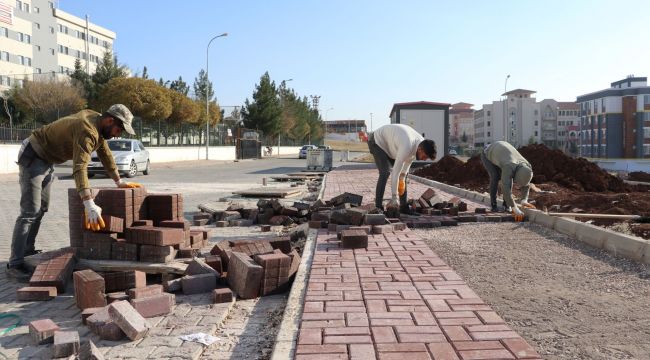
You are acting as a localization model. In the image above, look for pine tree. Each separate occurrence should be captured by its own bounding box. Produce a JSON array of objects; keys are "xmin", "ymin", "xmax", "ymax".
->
[
  {"xmin": 91, "ymin": 49, "xmax": 128, "ymax": 105},
  {"xmin": 192, "ymin": 69, "xmax": 213, "ymax": 102},
  {"xmin": 241, "ymin": 72, "xmax": 282, "ymax": 137},
  {"xmin": 69, "ymin": 58, "xmax": 94, "ymax": 102},
  {"xmin": 170, "ymin": 76, "xmax": 190, "ymax": 96}
]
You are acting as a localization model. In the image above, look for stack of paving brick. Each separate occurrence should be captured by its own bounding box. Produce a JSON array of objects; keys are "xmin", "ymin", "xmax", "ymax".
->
[
  {"xmin": 17, "ymin": 249, "xmax": 77, "ymax": 301},
  {"xmin": 255, "ymin": 199, "xmax": 312, "ymax": 227},
  {"xmin": 28, "ymin": 319, "xmax": 85, "ymax": 357}
]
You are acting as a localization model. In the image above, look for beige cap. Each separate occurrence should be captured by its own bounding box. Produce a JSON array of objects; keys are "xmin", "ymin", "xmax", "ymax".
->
[{"xmin": 106, "ymin": 104, "xmax": 135, "ymax": 135}]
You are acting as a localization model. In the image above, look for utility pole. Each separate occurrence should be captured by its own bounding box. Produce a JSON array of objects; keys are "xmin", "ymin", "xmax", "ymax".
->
[
  {"xmin": 503, "ymin": 74, "xmax": 510, "ymax": 143},
  {"xmin": 369, "ymin": 112, "xmax": 373, "ymax": 132}
]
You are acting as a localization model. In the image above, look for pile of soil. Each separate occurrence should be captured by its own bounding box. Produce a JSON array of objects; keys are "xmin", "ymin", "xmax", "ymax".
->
[
  {"xmin": 413, "ymin": 155, "xmax": 488, "ymax": 190},
  {"xmin": 629, "ymin": 171, "xmax": 650, "ymax": 182}
]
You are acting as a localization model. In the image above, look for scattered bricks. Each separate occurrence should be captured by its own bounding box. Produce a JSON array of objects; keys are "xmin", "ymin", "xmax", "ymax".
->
[
  {"xmin": 485, "ymin": 215, "xmax": 502, "ymax": 222},
  {"xmin": 336, "ymin": 225, "xmax": 352, "ymax": 233},
  {"xmin": 349, "ymin": 225, "xmax": 372, "ymax": 234},
  {"xmin": 98, "ymin": 215, "xmax": 124, "ymax": 234},
  {"xmin": 160, "ymin": 220, "xmax": 190, "ymax": 230},
  {"xmin": 29, "ymin": 319, "xmax": 59, "ymax": 344},
  {"xmin": 53, "ymin": 331, "xmax": 80, "ymax": 358},
  {"xmin": 222, "ymin": 211, "xmax": 242, "ymax": 221},
  {"xmin": 288, "ymin": 249, "xmax": 301, "ymax": 278},
  {"xmin": 87, "ymin": 307, "xmax": 126, "ymax": 341},
  {"xmin": 178, "ymin": 248, "xmax": 201, "ymax": 258},
  {"xmin": 309, "ymin": 220, "xmax": 324, "ymax": 229},
  {"xmin": 254, "ymin": 252, "xmax": 291, "ymax": 296},
  {"xmin": 227, "ymin": 252, "xmax": 263, "ymax": 299},
  {"xmin": 146, "ymin": 194, "xmax": 182, "ymax": 226},
  {"xmin": 475, "ymin": 208, "xmax": 487, "ymax": 214},
  {"xmin": 373, "ymin": 224, "xmax": 394, "ymax": 234},
  {"xmin": 281, "ymin": 206, "xmax": 300, "ymax": 217},
  {"xmin": 420, "ymin": 188, "xmax": 437, "ymax": 204},
  {"xmin": 293, "ymin": 202, "xmax": 311, "ymax": 211},
  {"xmin": 73, "ymin": 270, "xmax": 106, "ymax": 310},
  {"xmin": 213, "ymin": 288, "xmax": 233, "ymax": 303},
  {"xmin": 215, "ymin": 221, "xmax": 229, "ymax": 227},
  {"xmin": 328, "ymin": 223, "xmax": 338, "ymax": 232},
  {"xmin": 421, "ymin": 208, "xmax": 442, "ymax": 215},
  {"xmin": 106, "ymin": 292, "xmax": 129, "ymax": 304},
  {"xmin": 102, "ymin": 271, "xmax": 146, "ymax": 293},
  {"xmin": 210, "ymin": 241, "xmax": 232, "ymax": 271},
  {"xmin": 193, "ymin": 213, "xmax": 211, "ymax": 221},
  {"xmin": 139, "ymin": 245, "xmax": 176, "ymax": 263},
  {"xmin": 125, "ymin": 226, "xmax": 185, "ymax": 246},
  {"xmin": 501, "ymin": 215, "xmax": 516, "ymax": 222},
  {"xmin": 182, "ymin": 273, "xmax": 218, "ymax": 295},
  {"xmin": 311, "ymin": 210, "xmax": 331, "ymax": 222},
  {"xmin": 347, "ymin": 208, "xmax": 368, "ymax": 226},
  {"xmin": 131, "ymin": 220, "xmax": 153, "ymax": 227},
  {"xmin": 257, "ymin": 208, "xmax": 275, "ymax": 224},
  {"xmin": 269, "ymin": 215, "xmax": 291, "ymax": 226},
  {"xmin": 417, "ymin": 197, "xmax": 430, "ymax": 210},
  {"xmin": 111, "ymin": 240, "xmax": 138, "ymax": 261},
  {"xmin": 185, "ymin": 258, "xmax": 219, "ymax": 276},
  {"xmin": 433, "ymin": 201, "xmax": 448, "ymax": 210},
  {"xmin": 81, "ymin": 307, "xmax": 103, "ymax": 325},
  {"xmin": 458, "ymin": 215, "xmax": 478, "ymax": 223},
  {"xmin": 448, "ymin": 207, "xmax": 459, "ymax": 216},
  {"xmin": 16, "ymin": 286, "xmax": 57, "ymax": 301},
  {"xmin": 330, "ymin": 192, "xmax": 363, "ymax": 206},
  {"xmin": 440, "ymin": 217, "xmax": 459, "ymax": 227},
  {"xmin": 130, "ymin": 293, "xmax": 175, "ymax": 318},
  {"xmin": 458, "ymin": 201, "xmax": 468, "ymax": 212},
  {"xmin": 78, "ymin": 340, "xmax": 104, "ymax": 360},
  {"xmin": 204, "ymin": 255, "xmax": 223, "ymax": 273},
  {"xmin": 128, "ymin": 284, "xmax": 163, "ymax": 299},
  {"xmin": 269, "ymin": 237, "xmax": 292, "ymax": 254},
  {"xmin": 340, "ymin": 229, "xmax": 368, "ymax": 249},
  {"xmin": 392, "ymin": 222, "xmax": 407, "ymax": 231},
  {"xmin": 163, "ymin": 278, "xmax": 183, "ymax": 293},
  {"xmin": 229, "ymin": 219, "xmax": 254, "ymax": 227},
  {"xmin": 82, "ymin": 232, "xmax": 116, "ymax": 260},
  {"xmin": 364, "ymin": 213, "xmax": 387, "ymax": 225},
  {"xmin": 231, "ymin": 241, "xmax": 274, "ymax": 258},
  {"xmin": 260, "ymin": 225, "xmax": 271, "ymax": 232},
  {"xmin": 108, "ymin": 300, "xmax": 150, "ymax": 341}
]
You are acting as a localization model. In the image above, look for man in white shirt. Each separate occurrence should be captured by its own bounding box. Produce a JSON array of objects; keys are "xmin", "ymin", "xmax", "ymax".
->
[{"xmin": 367, "ymin": 124, "xmax": 437, "ymax": 213}]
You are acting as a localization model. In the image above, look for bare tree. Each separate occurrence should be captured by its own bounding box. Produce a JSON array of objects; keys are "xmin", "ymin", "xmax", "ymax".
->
[{"xmin": 11, "ymin": 79, "xmax": 86, "ymax": 124}]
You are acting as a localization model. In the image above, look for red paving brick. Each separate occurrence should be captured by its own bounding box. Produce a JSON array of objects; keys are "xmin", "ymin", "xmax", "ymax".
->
[{"xmin": 294, "ymin": 167, "xmax": 538, "ymax": 359}]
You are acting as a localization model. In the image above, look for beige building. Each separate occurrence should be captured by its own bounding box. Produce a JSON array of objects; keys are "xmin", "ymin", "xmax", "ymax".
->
[
  {"xmin": 449, "ymin": 102, "xmax": 474, "ymax": 149},
  {"xmin": 0, "ymin": 0, "xmax": 115, "ymax": 91}
]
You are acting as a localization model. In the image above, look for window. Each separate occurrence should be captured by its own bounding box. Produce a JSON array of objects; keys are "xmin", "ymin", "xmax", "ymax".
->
[
  {"xmin": 534, "ymin": 120, "xmax": 538, "ymax": 126},
  {"xmin": 34, "ymin": 6, "xmax": 39, "ymax": 13},
  {"xmin": 644, "ymin": 128, "xmax": 650, "ymax": 139},
  {"xmin": 36, "ymin": 45, "xmax": 40, "ymax": 51},
  {"xmin": 23, "ymin": 3, "xmax": 28, "ymax": 12},
  {"xmin": 0, "ymin": 27, "xmax": 7, "ymax": 37},
  {"xmin": 49, "ymin": 1, "xmax": 53, "ymax": 8},
  {"xmin": 487, "ymin": 110, "xmax": 491, "ymax": 116},
  {"xmin": 534, "ymin": 110, "xmax": 538, "ymax": 116},
  {"xmin": 15, "ymin": 1, "xmax": 21, "ymax": 10},
  {"xmin": 49, "ymin": 26, "xmax": 54, "ymax": 34},
  {"xmin": 36, "ymin": 68, "xmax": 41, "ymax": 74},
  {"xmin": 0, "ymin": 51, "xmax": 8, "ymax": 61},
  {"xmin": 49, "ymin": 48, "xmax": 54, "ymax": 55},
  {"xmin": 534, "ymin": 131, "xmax": 538, "ymax": 136},
  {"xmin": 487, "ymin": 131, "xmax": 491, "ymax": 137},
  {"xmin": 644, "ymin": 95, "xmax": 650, "ymax": 105},
  {"xmin": 35, "ymin": 23, "xmax": 40, "ymax": 29}
]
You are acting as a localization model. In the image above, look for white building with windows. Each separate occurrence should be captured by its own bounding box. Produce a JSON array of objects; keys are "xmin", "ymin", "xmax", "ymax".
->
[{"xmin": 0, "ymin": 0, "xmax": 115, "ymax": 91}]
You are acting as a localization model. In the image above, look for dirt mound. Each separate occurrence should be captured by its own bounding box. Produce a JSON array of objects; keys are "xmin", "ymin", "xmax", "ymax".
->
[
  {"xmin": 629, "ymin": 171, "xmax": 650, "ymax": 182},
  {"xmin": 413, "ymin": 155, "xmax": 487, "ymax": 190},
  {"xmin": 518, "ymin": 144, "xmax": 628, "ymax": 192}
]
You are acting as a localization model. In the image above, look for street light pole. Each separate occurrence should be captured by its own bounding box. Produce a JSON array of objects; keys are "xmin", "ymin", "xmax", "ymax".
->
[
  {"xmin": 205, "ymin": 32, "xmax": 228, "ymax": 160},
  {"xmin": 503, "ymin": 74, "xmax": 510, "ymax": 143},
  {"xmin": 369, "ymin": 112, "xmax": 373, "ymax": 132}
]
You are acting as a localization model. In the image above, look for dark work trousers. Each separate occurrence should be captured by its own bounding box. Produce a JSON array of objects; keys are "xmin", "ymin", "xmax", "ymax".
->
[
  {"xmin": 367, "ymin": 134, "xmax": 408, "ymax": 212},
  {"xmin": 480, "ymin": 151, "xmax": 501, "ymax": 210},
  {"xmin": 9, "ymin": 141, "xmax": 55, "ymax": 267}
]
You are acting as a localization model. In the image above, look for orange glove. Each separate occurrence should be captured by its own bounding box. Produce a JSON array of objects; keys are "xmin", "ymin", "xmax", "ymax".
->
[
  {"xmin": 83, "ymin": 199, "xmax": 106, "ymax": 231},
  {"xmin": 398, "ymin": 174, "xmax": 406, "ymax": 196},
  {"xmin": 521, "ymin": 202, "xmax": 536, "ymax": 209},
  {"xmin": 116, "ymin": 179, "xmax": 143, "ymax": 188},
  {"xmin": 512, "ymin": 207, "xmax": 525, "ymax": 222}
]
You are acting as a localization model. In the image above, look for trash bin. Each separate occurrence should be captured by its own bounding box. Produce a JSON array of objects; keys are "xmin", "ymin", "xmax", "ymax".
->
[{"xmin": 306, "ymin": 149, "xmax": 333, "ymax": 171}]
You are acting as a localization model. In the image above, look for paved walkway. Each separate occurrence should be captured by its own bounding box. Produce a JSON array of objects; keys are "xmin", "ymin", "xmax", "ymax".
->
[{"xmin": 294, "ymin": 167, "xmax": 541, "ymax": 359}]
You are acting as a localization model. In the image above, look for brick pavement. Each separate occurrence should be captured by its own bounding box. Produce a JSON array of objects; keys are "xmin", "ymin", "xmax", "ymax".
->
[{"xmin": 294, "ymin": 166, "xmax": 540, "ymax": 359}]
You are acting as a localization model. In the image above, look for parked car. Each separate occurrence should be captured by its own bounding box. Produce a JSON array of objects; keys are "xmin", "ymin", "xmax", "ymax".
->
[
  {"xmin": 317, "ymin": 145, "xmax": 331, "ymax": 150},
  {"xmin": 299, "ymin": 145, "xmax": 317, "ymax": 159},
  {"xmin": 87, "ymin": 139, "xmax": 150, "ymax": 178},
  {"xmin": 449, "ymin": 149, "xmax": 458, "ymax": 155}
]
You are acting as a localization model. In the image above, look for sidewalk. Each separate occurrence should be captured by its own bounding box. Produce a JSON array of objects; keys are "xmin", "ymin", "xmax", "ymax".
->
[{"xmin": 294, "ymin": 166, "xmax": 541, "ymax": 359}]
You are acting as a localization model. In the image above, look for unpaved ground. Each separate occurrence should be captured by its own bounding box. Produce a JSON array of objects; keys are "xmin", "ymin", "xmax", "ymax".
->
[{"xmin": 416, "ymin": 223, "xmax": 650, "ymax": 360}]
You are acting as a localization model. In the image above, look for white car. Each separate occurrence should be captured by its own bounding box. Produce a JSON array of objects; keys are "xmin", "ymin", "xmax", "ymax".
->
[
  {"xmin": 299, "ymin": 145, "xmax": 317, "ymax": 159},
  {"xmin": 88, "ymin": 139, "xmax": 150, "ymax": 178},
  {"xmin": 449, "ymin": 149, "xmax": 458, "ymax": 155}
]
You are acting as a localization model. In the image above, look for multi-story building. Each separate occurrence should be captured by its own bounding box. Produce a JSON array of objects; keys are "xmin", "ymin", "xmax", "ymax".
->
[
  {"xmin": 449, "ymin": 102, "xmax": 474, "ymax": 149},
  {"xmin": 0, "ymin": 0, "xmax": 115, "ymax": 91},
  {"xmin": 577, "ymin": 76, "xmax": 650, "ymax": 158},
  {"xmin": 537, "ymin": 99, "xmax": 580, "ymax": 153}
]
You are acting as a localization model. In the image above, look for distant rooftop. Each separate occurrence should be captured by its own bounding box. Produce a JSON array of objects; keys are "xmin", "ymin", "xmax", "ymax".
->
[{"xmin": 501, "ymin": 89, "xmax": 536, "ymax": 96}]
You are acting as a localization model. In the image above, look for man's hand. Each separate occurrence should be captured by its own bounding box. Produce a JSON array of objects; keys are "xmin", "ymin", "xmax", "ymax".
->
[
  {"xmin": 512, "ymin": 206, "xmax": 525, "ymax": 222},
  {"xmin": 398, "ymin": 173, "xmax": 406, "ymax": 196},
  {"xmin": 520, "ymin": 201, "xmax": 536, "ymax": 209},
  {"xmin": 83, "ymin": 199, "xmax": 105, "ymax": 231},
  {"xmin": 116, "ymin": 179, "xmax": 143, "ymax": 189}
]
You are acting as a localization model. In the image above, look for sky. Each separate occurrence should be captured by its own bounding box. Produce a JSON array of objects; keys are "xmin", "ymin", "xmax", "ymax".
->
[{"xmin": 59, "ymin": 0, "xmax": 650, "ymax": 130}]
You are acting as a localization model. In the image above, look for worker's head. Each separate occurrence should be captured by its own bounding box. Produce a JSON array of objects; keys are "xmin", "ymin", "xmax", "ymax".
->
[
  {"xmin": 514, "ymin": 164, "xmax": 533, "ymax": 187},
  {"xmin": 416, "ymin": 139, "xmax": 437, "ymax": 161},
  {"xmin": 99, "ymin": 104, "xmax": 135, "ymax": 139}
]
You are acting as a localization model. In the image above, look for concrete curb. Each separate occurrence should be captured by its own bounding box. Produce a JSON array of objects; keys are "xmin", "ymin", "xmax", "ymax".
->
[
  {"xmin": 270, "ymin": 174, "xmax": 327, "ymax": 359},
  {"xmin": 410, "ymin": 175, "xmax": 650, "ymax": 265}
]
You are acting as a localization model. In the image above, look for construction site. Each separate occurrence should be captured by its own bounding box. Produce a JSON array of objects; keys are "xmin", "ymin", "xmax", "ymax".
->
[{"xmin": 0, "ymin": 144, "xmax": 648, "ymax": 360}]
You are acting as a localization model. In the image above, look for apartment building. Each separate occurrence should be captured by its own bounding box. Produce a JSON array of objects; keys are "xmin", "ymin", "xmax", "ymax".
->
[
  {"xmin": 576, "ymin": 76, "xmax": 650, "ymax": 159},
  {"xmin": 0, "ymin": 0, "xmax": 115, "ymax": 91},
  {"xmin": 538, "ymin": 99, "xmax": 580, "ymax": 154},
  {"xmin": 449, "ymin": 102, "xmax": 474, "ymax": 149}
]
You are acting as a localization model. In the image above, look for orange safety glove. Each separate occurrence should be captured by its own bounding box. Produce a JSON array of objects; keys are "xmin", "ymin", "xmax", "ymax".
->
[
  {"xmin": 512, "ymin": 207, "xmax": 525, "ymax": 222},
  {"xmin": 521, "ymin": 202, "xmax": 536, "ymax": 209},
  {"xmin": 116, "ymin": 179, "xmax": 143, "ymax": 188}
]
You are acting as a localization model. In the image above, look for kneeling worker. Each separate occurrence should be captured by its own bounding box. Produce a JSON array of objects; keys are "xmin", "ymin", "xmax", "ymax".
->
[
  {"xmin": 481, "ymin": 141, "xmax": 534, "ymax": 221},
  {"xmin": 367, "ymin": 124, "xmax": 437, "ymax": 213},
  {"xmin": 7, "ymin": 104, "xmax": 143, "ymax": 281}
]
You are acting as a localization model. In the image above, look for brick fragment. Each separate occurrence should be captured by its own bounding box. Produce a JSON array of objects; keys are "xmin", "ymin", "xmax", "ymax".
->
[
  {"xmin": 210, "ymin": 241, "xmax": 232, "ymax": 270},
  {"xmin": 102, "ymin": 271, "xmax": 146, "ymax": 292},
  {"xmin": 181, "ymin": 273, "xmax": 218, "ymax": 295},
  {"xmin": 475, "ymin": 207, "xmax": 487, "ymax": 214},
  {"xmin": 130, "ymin": 293, "xmax": 175, "ymax": 318},
  {"xmin": 260, "ymin": 225, "xmax": 271, "ymax": 232},
  {"xmin": 81, "ymin": 307, "xmax": 103, "ymax": 325},
  {"xmin": 29, "ymin": 319, "xmax": 59, "ymax": 345},
  {"xmin": 16, "ymin": 286, "xmax": 57, "ymax": 301},
  {"xmin": 78, "ymin": 339, "xmax": 104, "ymax": 360},
  {"xmin": 163, "ymin": 278, "xmax": 183, "ymax": 292},
  {"xmin": 87, "ymin": 307, "xmax": 126, "ymax": 341},
  {"xmin": 330, "ymin": 192, "xmax": 363, "ymax": 206},
  {"xmin": 98, "ymin": 215, "xmax": 124, "ymax": 233},
  {"xmin": 108, "ymin": 300, "xmax": 150, "ymax": 340},
  {"xmin": 213, "ymin": 288, "xmax": 233, "ymax": 303},
  {"xmin": 185, "ymin": 258, "xmax": 219, "ymax": 276},
  {"xmin": 128, "ymin": 284, "xmax": 164, "ymax": 299},
  {"xmin": 74, "ymin": 270, "xmax": 106, "ymax": 310},
  {"xmin": 269, "ymin": 237, "xmax": 292, "ymax": 254},
  {"xmin": 53, "ymin": 331, "xmax": 80, "ymax": 358},
  {"xmin": 106, "ymin": 292, "xmax": 129, "ymax": 304},
  {"xmin": 204, "ymin": 255, "xmax": 223, "ymax": 273},
  {"xmin": 139, "ymin": 245, "xmax": 176, "ymax": 263},
  {"xmin": 340, "ymin": 229, "xmax": 368, "ymax": 249},
  {"xmin": 227, "ymin": 252, "xmax": 263, "ymax": 299},
  {"xmin": 364, "ymin": 213, "xmax": 387, "ymax": 225},
  {"xmin": 288, "ymin": 249, "xmax": 301, "ymax": 278}
]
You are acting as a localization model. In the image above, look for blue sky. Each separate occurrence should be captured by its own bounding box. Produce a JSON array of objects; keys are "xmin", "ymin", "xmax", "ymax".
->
[{"xmin": 59, "ymin": 0, "xmax": 650, "ymax": 129}]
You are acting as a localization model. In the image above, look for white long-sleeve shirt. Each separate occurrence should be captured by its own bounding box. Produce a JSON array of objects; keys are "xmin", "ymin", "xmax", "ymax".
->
[{"xmin": 372, "ymin": 124, "xmax": 424, "ymax": 200}]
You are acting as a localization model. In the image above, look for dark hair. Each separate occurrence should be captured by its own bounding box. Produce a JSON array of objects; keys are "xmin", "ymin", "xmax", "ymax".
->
[{"xmin": 419, "ymin": 139, "xmax": 436, "ymax": 159}]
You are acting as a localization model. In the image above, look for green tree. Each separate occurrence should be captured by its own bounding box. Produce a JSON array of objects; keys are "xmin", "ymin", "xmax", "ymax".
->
[
  {"xmin": 241, "ymin": 72, "xmax": 282, "ymax": 137},
  {"xmin": 192, "ymin": 69, "xmax": 214, "ymax": 103},
  {"xmin": 170, "ymin": 76, "xmax": 190, "ymax": 96},
  {"xmin": 91, "ymin": 49, "xmax": 129, "ymax": 106},
  {"xmin": 69, "ymin": 58, "xmax": 94, "ymax": 101},
  {"xmin": 97, "ymin": 77, "xmax": 172, "ymax": 121},
  {"xmin": 141, "ymin": 66, "xmax": 149, "ymax": 79}
]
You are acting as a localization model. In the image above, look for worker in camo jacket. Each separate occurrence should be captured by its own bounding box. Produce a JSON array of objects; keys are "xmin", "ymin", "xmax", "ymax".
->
[
  {"xmin": 481, "ymin": 141, "xmax": 535, "ymax": 221},
  {"xmin": 367, "ymin": 124, "xmax": 437, "ymax": 214},
  {"xmin": 7, "ymin": 104, "xmax": 143, "ymax": 281}
]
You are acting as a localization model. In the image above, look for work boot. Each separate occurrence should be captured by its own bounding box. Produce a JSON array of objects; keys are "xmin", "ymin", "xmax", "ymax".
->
[
  {"xmin": 24, "ymin": 249, "xmax": 42, "ymax": 257},
  {"xmin": 5, "ymin": 264, "xmax": 31, "ymax": 282},
  {"xmin": 490, "ymin": 206, "xmax": 498, "ymax": 212}
]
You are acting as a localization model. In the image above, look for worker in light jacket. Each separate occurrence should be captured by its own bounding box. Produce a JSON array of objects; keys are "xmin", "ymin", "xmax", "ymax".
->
[
  {"xmin": 481, "ymin": 141, "xmax": 535, "ymax": 221},
  {"xmin": 367, "ymin": 124, "xmax": 437, "ymax": 213}
]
